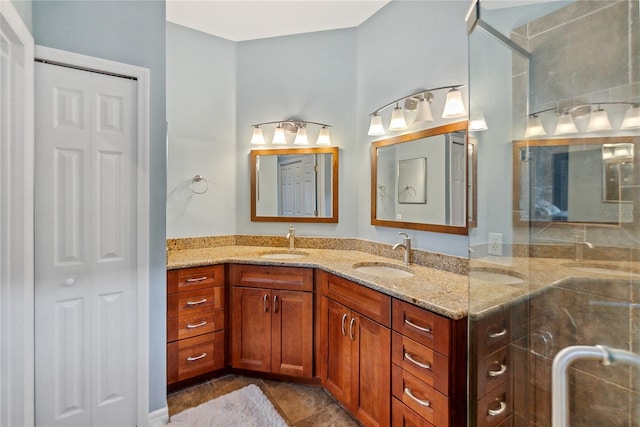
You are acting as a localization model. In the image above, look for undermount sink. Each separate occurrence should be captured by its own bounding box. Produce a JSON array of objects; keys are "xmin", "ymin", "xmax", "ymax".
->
[
  {"xmin": 563, "ymin": 263, "xmax": 640, "ymax": 278},
  {"xmin": 470, "ymin": 267, "xmax": 526, "ymax": 285},
  {"xmin": 352, "ymin": 262, "xmax": 414, "ymax": 278},
  {"xmin": 260, "ymin": 250, "xmax": 309, "ymax": 260}
]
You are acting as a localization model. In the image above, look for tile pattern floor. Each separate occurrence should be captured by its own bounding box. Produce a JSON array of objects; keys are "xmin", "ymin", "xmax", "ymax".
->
[{"xmin": 167, "ymin": 374, "xmax": 361, "ymax": 426}]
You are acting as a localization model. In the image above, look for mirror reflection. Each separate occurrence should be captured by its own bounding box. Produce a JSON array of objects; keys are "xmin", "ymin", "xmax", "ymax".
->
[
  {"xmin": 513, "ymin": 137, "xmax": 638, "ymax": 224},
  {"xmin": 371, "ymin": 121, "xmax": 470, "ymax": 235},
  {"xmin": 250, "ymin": 147, "xmax": 338, "ymax": 223}
]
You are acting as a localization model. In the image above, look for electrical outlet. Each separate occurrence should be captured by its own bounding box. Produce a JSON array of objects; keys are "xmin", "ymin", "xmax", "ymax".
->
[{"xmin": 488, "ymin": 232, "xmax": 503, "ymax": 256}]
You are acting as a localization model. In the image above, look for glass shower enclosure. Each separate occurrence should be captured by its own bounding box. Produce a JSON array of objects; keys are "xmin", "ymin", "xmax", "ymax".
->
[{"xmin": 467, "ymin": 0, "xmax": 639, "ymax": 426}]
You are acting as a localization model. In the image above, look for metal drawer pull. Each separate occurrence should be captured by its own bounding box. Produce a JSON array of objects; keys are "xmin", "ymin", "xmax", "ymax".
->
[
  {"xmin": 488, "ymin": 363, "xmax": 507, "ymax": 377},
  {"xmin": 186, "ymin": 276, "xmax": 208, "ymax": 282},
  {"xmin": 263, "ymin": 294, "xmax": 269, "ymax": 312},
  {"xmin": 186, "ymin": 298, "xmax": 207, "ymax": 306},
  {"xmin": 273, "ymin": 294, "xmax": 279, "ymax": 313},
  {"xmin": 487, "ymin": 400, "xmax": 507, "ymax": 416},
  {"xmin": 488, "ymin": 328, "xmax": 507, "ymax": 339},
  {"xmin": 341, "ymin": 314, "xmax": 348, "ymax": 336},
  {"xmin": 186, "ymin": 321, "xmax": 207, "ymax": 329},
  {"xmin": 349, "ymin": 317, "xmax": 356, "ymax": 341},
  {"xmin": 186, "ymin": 352, "xmax": 207, "ymax": 361},
  {"xmin": 405, "ymin": 352, "xmax": 432, "ymax": 370},
  {"xmin": 404, "ymin": 388, "xmax": 431, "ymax": 407},
  {"xmin": 405, "ymin": 319, "xmax": 432, "ymax": 333}
]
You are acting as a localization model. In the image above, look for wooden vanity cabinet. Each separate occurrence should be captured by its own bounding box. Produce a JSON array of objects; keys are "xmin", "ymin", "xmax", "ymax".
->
[
  {"xmin": 317, "ymin": 270, "xmax": 392, "ymax": 427},
  {"xmin": 230, "ymin": 264, "xmax": 313, "ymax": 378},
  {"xmin": 167, "ymin": 265, "xmax": 225, "ymax": 385}
]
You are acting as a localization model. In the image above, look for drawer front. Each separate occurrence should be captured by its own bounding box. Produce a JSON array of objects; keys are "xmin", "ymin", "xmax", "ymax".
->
[
  {"xmin": 476, "ymin": 345, "xmax": 511, "ymax": 398},
  {"xmin": 230, "ymin": 264, "xmax": 312, "ymax": 291},
  {"xmin": 167, "ymin": 287, "xmax": 223, "ymax": 318},
  {"xmin": 392, "ymin": 299, "xmax": 451, "ymax": 356},
  {"xmin": 476, "ymin": 377, "xmax": 512, "ymax": 427},
  {"xmin": 474, "ymin": 307, "xmax": 511, "ymax": 359},
  {"xmin": 167, "ymin": 331, "xmax": 225, "ymax": 383},
  {"xmin": 391, "ymin": 364, "xmax": 449, "ymax": 426},
  {"xmin": 167, "ymin": 265, "xmax": 224, "ymax": 294},
  {"xmin": 318, "ymin": 270, "xmax": 391, "ymax": 327},
  {"xmin": 392, "ymin": 332, "xmax": 449, "ymax": 395},
  {"xmin": 392, "ymin": 397, "xmax": 434, "ymax": 427},
  {"xmin": 167, "ymin": 309, "xmax": 225, "ymax": 342}
]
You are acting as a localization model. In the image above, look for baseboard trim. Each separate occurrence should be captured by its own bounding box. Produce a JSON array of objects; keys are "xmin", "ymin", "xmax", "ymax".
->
[{"xmin": 148, "ymin": 406, "xmax": 169, "ymax": 426}]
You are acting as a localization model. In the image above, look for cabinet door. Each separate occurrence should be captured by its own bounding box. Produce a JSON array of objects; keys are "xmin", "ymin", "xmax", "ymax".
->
[
  {"xmin": 321, "ymin": 297, "xmax": 352, "ymax": 406},
  {"xmin": 231, "ymin": 287, "xmax": 271, "ymax": 372},
  {"xmin": 353, "ymin": 314, "xmax": 391, "ymax": 427},
  {"xmin": 271, "ymin": 290, "xmax": 313, "ymax": 378}
]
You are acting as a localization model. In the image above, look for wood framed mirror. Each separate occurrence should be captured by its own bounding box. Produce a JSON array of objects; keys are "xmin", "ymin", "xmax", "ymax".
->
[
  {"xmin": 250, "ymin": 146, "xmax": 339, "ymax": 223},
  {"xmin": 371, "ymin": 121, "xmax": 473, "ymax": 235}
]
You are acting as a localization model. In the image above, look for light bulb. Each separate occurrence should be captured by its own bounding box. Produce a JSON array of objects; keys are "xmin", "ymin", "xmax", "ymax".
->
[
  {"xmin": 250, "ymin": 126, "xmax": 265, "ymax": 145},
  {"xmin": 621, "ymin": 105, "xmax": 640, "ymax": 129},
  {"xmin": 586, "ymin": 108, "xmax": 612, "ymax": 132},
  {"xmin": 469, "ymin": 110, "xmax": 488, "ymax": 131},
  {"xmin": 442, "ymin": 88, "xmax": 466, "ymax": 118},
  {"xmin": 272, "ymin": 125, "xmax": 286, "ymax": 145},
  {"xmin": 294, "ymin": 126, "xmax": 308, "ymax": 145},
  {"xmin": 414, "ymin": 97, "xmax": 434, "ymax": 123},
  {"xmin": 316, "ymin": 126, "xmax": 331, "ymax": 145},
  {"xmin": 523, "ymin": 115, "xmax": 546, "ymax": 138},
  {"xmin": 368, "ymin": 114, "xmax": 385, "ymax": 136},
  {"xmin": 388, "ymin": 104, "xmax": 408, "ymax": 131},
  {"xmin": 554, "ymin": 113, "xmax": 578, "ymax": 135}
]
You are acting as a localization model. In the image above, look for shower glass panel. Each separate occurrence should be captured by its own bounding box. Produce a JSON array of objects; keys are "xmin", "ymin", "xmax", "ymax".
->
[{"xmin": 467, "ymin": 1, "xmax": 639, "ymax": 426}]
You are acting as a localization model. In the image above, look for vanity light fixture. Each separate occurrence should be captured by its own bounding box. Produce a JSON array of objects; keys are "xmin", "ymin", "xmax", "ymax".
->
[
  {"xmin": 469, "ymin": 108, "xmax": 488, "ymax": 131},
  {"xmin": 367, "ymin": 84, "xmax": 466, "ymax": 136},
  {"xmin": 249, "ymin": 120, "xmax": 332, "ymax": 146},
  {"xmin": 524, "ymin": 101, "xmax": 639, "ymax": 138}
]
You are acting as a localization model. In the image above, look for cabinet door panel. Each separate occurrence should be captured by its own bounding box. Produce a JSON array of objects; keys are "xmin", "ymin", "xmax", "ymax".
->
[
  {"xmin": 271, "ymin": 290, "xmax": 313, "ymax": 378},
  {"xmin": 231, "ymin": 287, "xmax": 271, "ymax": 372},
  {"xmin": 321, "ymin": 297, "xmax": 352, "ymax": 406},
  {"xmin": 354, "ymin": 315, "xmax": 391, "ymax": 427}
]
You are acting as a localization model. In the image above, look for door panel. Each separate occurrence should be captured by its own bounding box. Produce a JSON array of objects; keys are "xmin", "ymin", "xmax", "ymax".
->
[
  {"xmin": 322, "ymin": 297, "xmax": 352, "ymax": 406},
  {"xmin": 271, "ymin": 290, "xmax": 313, "ymax": 377},
  {"xmin": 231, "ymin": 287, "xmax": 271, "ymax": 372}
]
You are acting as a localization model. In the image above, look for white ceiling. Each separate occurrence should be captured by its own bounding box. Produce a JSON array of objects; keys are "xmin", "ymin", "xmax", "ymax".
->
[{"xmin": 166, "ymin": 0, "xmax": 391, "ymax": 42}]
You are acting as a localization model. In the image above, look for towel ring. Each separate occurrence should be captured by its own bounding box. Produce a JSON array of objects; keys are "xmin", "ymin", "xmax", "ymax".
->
[{"xmin": 189, "ymin": 175, "xmax": 209, "ymax": 194}]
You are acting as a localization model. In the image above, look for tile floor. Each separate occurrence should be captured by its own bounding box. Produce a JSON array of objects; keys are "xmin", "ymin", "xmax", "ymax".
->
[{"xmin": 167, "ymin": 374, "xmax": 360, "ymax": 426}]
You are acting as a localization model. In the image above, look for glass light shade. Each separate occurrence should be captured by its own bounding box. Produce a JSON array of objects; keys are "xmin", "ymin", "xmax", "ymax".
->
[
  {"xmin": 250, "ymin": 126, "xmax": 265, "ymax": 145},
  {"xmin": 469, "ymin": 111, "xmax": 488, "ymax": 131},
  {"xmin": 294, "ymin": 127, "xmax": 309, "ymax": 145},
  {"xmin": 621, "ymin": 105, "xmax": 640, "ymax": 129},
  {"xmin": 523, "ymin": 115, "xmax": 546, "ymax": 138},
  {"xmin": 272, "ymin": 125, "xmax": 286, "ymax": 145},
  {"xmin": 316, "ymin": 126, "xmax": 331, "ymax": 145},
  {"xmin": 442, "ymin": 88, "xmax": 466, "ymax": 118},
  {"xmin": 414, "ymin": 98, "xmax": 434, "ymax": 123},
  {"xmin": 388, "ymin": 105, "xmax": 408, "ymax": 131},
  {"xmin": 554, "ymin": 113, "xmax": 578, "ymax": 135},
  {"xmin": 368, "ymin": 114, "xmax": 385, "ymax": 136},
  {"xmin": 586, "ymin": 108, "xmax": 612, "ymax": 132}
]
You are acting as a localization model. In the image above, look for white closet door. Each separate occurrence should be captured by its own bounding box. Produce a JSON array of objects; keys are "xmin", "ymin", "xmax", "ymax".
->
[{"xmin": 35, "ymin": 61, "xmax": 138, "ymax": 426}]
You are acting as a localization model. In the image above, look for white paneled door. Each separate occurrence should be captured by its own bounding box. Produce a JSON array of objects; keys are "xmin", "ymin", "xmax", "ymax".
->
[{"xmin": 35, "ymin": 62, "xmax": 138, "ymax": 426}]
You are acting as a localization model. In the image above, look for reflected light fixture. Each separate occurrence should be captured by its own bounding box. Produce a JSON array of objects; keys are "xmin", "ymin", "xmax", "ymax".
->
[
  {"xmin": 388, "ymin": 103, "xmax": 408, "ymax": 131},
  {"xmin": 621, "ymin": 105, "xmax": 640, "ymax": 129},
  {"xmin": 249, "ymin": 120, "xmax": 332, "ymax": 146},
  {"xmin": 523, "ymin": 115, "xmax": 546, "ymax": 138},
  {"xmin": 250, "ymin": 126, "xmax": 265, "ymax": 145},
  {"xmin": 469, "ymin": 109, "xmax": 488, "ymax": 131},
  {"xmin": 367, "ymin": 84, "xmax": 466, "ymax": 136},
  {"xmin": 554, "ymin": 112, "xmax": 578, "ymax": 135},
  {"xmin": 586, "ymin": 107, "xmax": 612, "ymax": 132},
  {"xmin": 441, "ymin": 88, "xmax": 467, "ymax": 118}
]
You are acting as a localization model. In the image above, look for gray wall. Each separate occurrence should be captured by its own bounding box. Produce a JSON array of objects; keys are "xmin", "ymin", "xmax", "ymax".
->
[
  {"xmin": 10, "ymin": 0, "xmax": 31, "ymax": 32},
  {"xmin": 33, "ymin": 0, "xmax": 167, "ymax": 413}
]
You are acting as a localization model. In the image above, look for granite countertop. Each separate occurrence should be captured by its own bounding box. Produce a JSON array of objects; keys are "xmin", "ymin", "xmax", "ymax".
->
[{"xmin": 167, "ymin": 246, "xmax": 640, "ymax": 321}]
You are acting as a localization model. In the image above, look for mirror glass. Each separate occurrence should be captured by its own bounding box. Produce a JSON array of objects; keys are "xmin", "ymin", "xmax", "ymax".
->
[
  {"xmin": 513, "ymin": 136, "xmax": 639, "ymax": 225},
  {"xmin": 250, "ymin": 147, "xmax": 338, "ymax": 223},
  {"xmin": 371, "ymin": 121, "xmax": 471, "ymax": 235}
]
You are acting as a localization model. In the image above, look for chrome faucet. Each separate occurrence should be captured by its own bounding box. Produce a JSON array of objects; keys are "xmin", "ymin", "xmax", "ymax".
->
[
  {"xmin": 574, "ymin": 231, "xmax": 594, "ymax": 261},
  {"xmin": 392, "ymin": 232, "xmax": 412, "ymax": 266},
  {"xmin": 286, "ymin": 225, "xmax": 295, "ymax": 251}
]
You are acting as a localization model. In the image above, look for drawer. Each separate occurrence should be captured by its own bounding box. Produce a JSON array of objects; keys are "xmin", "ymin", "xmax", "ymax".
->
[
  {"xmin": 230, "ymin": 264, "xmax": 313, "ymax": 291},
  {"xmin": 167, "ymin": 331, "xmax": 225, "ymax": 384},
  {"xmin": 474, "ymin": 307, "xmax": 511, "ymax": 359},
  {"xmin": 476, "ymin": 377, "xmax": 512, "ymax": 427},
  {"xmin": 167, "ymin": 309, "xmax": 225, "ymax": 342},
  {"xmin": 476, "ymin": 345, "xmax": 511, "ymax": 397},
  {"xmin": 392, "ymin": 332, "xmax": 449, "ymax": 395},
  {"xmin": 167, "ymin": 265, "xmax": 224, "ymax": 294},
  {"xmin": 392, "ymin": 397, "xmax": 434, "ymax": 427},
  {"xmin": 317, "ymin": 270, "xmax": 391, "ymax": 327},
  {"xmin": 167, "ymin": 287, "xmax": 224, "ymax": 318},
  {"xmin": 392, "ymin": 299, "xmax": 451, "ymax": 356},
  {"xmin": 391, "ymin": 364, "xmax": 449, "ymax": 427}
]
